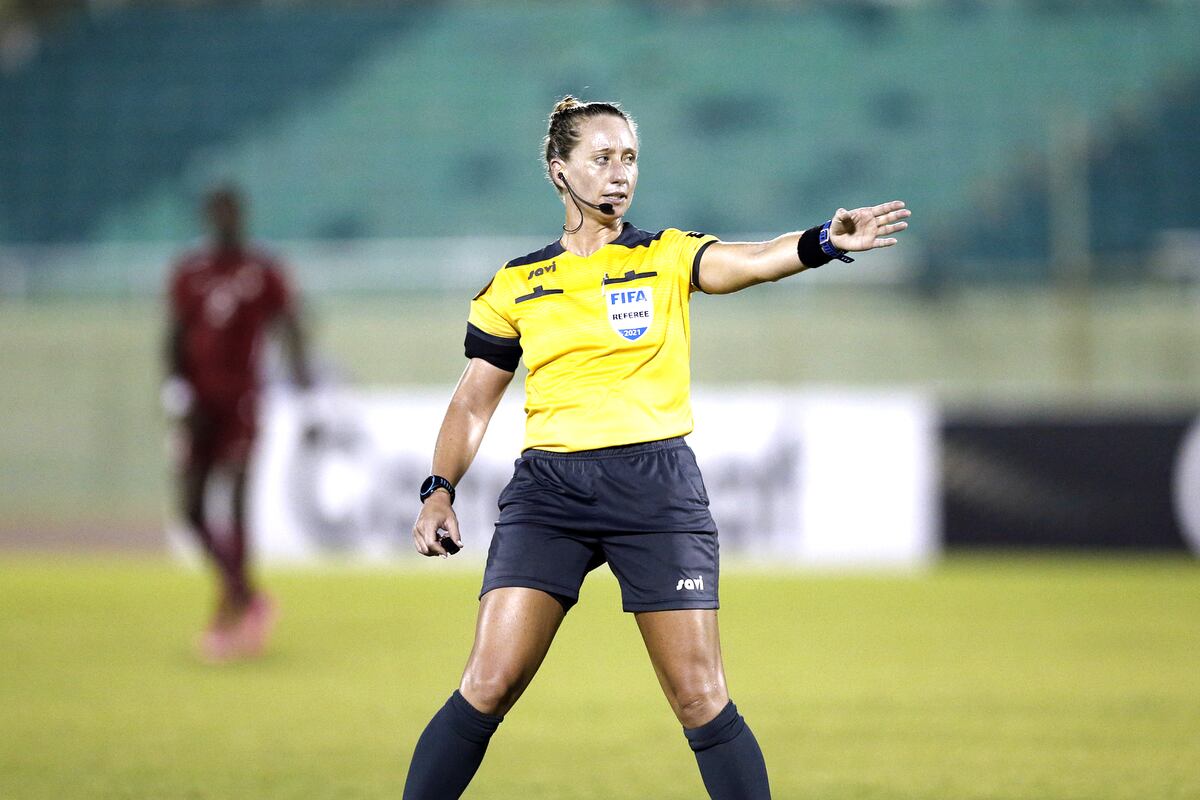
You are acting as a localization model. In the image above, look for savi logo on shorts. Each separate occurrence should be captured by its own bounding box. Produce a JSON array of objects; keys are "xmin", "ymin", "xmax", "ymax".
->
[
  {"xmin": 604, "ymin": 286, "xmax": 653, "ymax": 341},
  {"xmin": 675, "ymin": 575, "xmax": 705, "ymax": 591}
]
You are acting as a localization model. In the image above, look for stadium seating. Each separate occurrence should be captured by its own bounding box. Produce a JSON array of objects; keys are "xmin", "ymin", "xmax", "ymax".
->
[{"xmin": 2, "ymin": 3, "xmax": 1198, "ymax": 283}]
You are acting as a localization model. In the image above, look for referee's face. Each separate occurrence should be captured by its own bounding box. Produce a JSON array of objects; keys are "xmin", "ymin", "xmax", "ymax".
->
[{"xmin": 566, "ymin": 115, "xmax": 639, "ymax": 218}]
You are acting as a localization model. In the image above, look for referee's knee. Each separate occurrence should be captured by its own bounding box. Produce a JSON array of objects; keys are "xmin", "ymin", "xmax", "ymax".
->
[
  {"xmin": 674, "ymin": 687, "xmax": 731, "ymax": 730},
  {"xmin": 458, "ymin": 671, "xmax": 526, "ymax": 717}
]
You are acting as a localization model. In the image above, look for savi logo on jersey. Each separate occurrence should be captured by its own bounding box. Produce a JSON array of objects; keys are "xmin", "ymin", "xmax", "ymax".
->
[
  {"xmin": 604, "ymin": 287, "xmax": 653, "ymax": 341},
  {"xmin": 527, "ymin": 261, "xmax": 556, "ymax": 281}
]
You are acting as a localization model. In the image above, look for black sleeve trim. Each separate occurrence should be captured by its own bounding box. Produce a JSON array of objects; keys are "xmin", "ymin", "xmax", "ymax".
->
[
  {"xmin": 691, "ymin": 239, "xmax": 716, "ymax": 293},
  {"xmin": 466, "ymin": 322, "xmax": 518, "ymax": 347},
  {"xmin": 465, "ymin": 323, "xmax": 521, "ymax": 372},
  {"xmin": 797, "ymin": 225, "xmax": 833, "ymax": 269}
]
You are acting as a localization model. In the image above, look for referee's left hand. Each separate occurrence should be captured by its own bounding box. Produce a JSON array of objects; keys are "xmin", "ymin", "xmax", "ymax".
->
[
  {"xmin": 412, "ymin": 493, "xmax": 462, "ymax": 558},
  {"xmin": 828, "ymin": 201, "xmax": 910, "ymax": 253}
]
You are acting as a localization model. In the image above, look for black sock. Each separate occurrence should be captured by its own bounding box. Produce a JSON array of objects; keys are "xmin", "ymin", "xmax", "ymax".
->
[
  {"xmin": 402, "ymin": 691, "xmax": 503, "ymax": 800},
  {"xmin": 683, "ymin": 701, "xmax": 771, "ymax": 800}
]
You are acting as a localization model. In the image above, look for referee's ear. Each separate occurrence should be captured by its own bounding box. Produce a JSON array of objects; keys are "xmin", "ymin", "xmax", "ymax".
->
[{"xmin": 549, "ymin": 159, "xmax": 567, "ymax": 191}]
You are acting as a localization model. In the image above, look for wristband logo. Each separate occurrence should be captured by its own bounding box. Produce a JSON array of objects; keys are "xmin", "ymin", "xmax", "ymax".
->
[{"xmin": 605, "ymin": 287, "xmax": 653, "ymax": 341}]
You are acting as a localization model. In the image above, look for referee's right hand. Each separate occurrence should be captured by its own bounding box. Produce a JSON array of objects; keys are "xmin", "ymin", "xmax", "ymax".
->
[{"xmin": 413, "ymin": 493, "xmax": 462, "ymax": 558}]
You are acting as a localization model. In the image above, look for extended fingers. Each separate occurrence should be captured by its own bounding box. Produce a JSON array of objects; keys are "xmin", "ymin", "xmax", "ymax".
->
[
  {"xmin": 875, "ymin": 208, "xmax": 911, "ymax": 226},
  {"xmin": 869, "ymin": 203, "xmax": 910, "ymax": 240},
  {"xmin": 870, "ymin": 200, "xmax": 906, "ymax": 216},
  {"xmin": 832, "ymin": 201, "xmax": 910, "ymax": 252}
]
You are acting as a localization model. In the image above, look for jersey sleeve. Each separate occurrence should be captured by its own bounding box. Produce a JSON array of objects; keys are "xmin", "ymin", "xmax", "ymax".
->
[
  {"xmin": 465, "ymin": 271, "xmax": 522, "ymax": 372},
  {"xmin": 666, "ymin": 229, "xmax": 721, "ymax": 294}
]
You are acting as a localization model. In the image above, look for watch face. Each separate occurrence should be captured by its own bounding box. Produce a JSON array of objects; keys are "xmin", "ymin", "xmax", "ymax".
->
[{"xmin": 420, "ymin": 476, "xmax": 452, "ymax": 503}]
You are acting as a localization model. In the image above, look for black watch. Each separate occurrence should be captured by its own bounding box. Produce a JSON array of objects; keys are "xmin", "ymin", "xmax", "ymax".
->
[{"xmin": 419, "ymin": 475, "xmax": 455, "ymax": 504}]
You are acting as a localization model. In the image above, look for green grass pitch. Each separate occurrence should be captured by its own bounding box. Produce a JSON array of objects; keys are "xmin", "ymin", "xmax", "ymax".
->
[{"xmin": 1, "ymin": 554, "xmax": 1197, "ymax": 799}]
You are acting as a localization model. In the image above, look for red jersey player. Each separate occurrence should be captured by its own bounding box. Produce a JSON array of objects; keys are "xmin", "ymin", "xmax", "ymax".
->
[{"xmin": 164, "ymin": 186, "xmax": 315, "ymax": 663}]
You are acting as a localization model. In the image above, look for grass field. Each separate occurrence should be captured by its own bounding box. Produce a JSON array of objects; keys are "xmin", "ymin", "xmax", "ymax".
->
[{"xmin": 1, "ymin": 554, "xmax": 1197, "ymax": 799}]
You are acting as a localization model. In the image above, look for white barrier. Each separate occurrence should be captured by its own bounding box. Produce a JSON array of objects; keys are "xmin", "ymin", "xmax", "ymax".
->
[
  {"xmin": 1174, "ymin": 416, "xmax": 1200, "ymax": 556},
  {"xmin": 235, "ymin": 387, "xmax": 939, "ymax": 568}
]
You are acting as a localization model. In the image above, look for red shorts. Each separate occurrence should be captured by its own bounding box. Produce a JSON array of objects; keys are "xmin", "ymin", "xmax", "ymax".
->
[{"xmin": 185, "ymin": 393, "xmax": 258, "ymax": 467}]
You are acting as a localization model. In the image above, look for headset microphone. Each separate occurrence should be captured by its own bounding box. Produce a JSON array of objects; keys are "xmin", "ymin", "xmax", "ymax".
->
[{"xmin": 558, "ymin": 173, "xmax": 615, "ymax": 216}]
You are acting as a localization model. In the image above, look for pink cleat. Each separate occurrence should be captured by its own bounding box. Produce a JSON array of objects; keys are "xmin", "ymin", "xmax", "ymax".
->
[
  {"xmin": 233, "ymin": 593, "xmax": 278, "ymax": 657},
  {"xmin": 197, "ymin": 624, "xmax": 240, "ymax": 664}
]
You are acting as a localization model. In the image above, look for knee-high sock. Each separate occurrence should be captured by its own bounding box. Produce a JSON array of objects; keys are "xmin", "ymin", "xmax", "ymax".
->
[
  {"xmin": 684, "ymin": 701, "xmax": 771, "ymax": 800},
  {"xmin": 402, "ymin": 691, "xmax": 503, "ymax": 800}
]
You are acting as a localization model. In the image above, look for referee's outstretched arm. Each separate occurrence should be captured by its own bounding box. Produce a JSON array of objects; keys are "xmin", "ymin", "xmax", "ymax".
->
[
  {"xmin": 696, "ymin": 201, "xmax": 910, "ymax": 294},
  {"xmin": 412, "ymin": 358, "xmax": 514, "ymax": 557}
]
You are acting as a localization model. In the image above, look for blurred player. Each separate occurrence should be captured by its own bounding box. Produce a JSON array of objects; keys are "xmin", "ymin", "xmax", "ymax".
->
[
  {"xmin": 403, "ymin": 97, "xmax": 910, "ymax": 798},
  {"xmin": 163, "ymin": 185, "xmax": 315, "ymax": 663}
]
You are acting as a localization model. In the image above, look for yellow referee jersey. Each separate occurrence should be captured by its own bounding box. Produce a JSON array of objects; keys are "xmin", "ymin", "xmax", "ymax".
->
[{"xmin": 465, "ymin": 224, "xmax": 719, "ymax": 452}]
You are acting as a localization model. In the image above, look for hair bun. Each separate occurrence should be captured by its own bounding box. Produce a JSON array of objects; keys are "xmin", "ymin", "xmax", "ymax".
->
[{"xmin": 552, "ymin": 95, "xmax": 582, "ymax": 116}]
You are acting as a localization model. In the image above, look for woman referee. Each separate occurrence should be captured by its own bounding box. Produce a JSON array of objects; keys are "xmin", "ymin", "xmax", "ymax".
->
[{"xmin": 404, "ymin": 97, "xmax": 910, "ymax": 799}]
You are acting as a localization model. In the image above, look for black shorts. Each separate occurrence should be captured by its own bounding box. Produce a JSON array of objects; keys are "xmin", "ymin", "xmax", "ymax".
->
[{"xmin": 481, "ymin": 437, "xmax": 720, "ymax": 613}]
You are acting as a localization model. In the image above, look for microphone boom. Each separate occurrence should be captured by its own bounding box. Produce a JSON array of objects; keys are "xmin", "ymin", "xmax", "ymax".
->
[{"xmin": 560, "ymin": 173, "xmax": 616, "ymax": 217}]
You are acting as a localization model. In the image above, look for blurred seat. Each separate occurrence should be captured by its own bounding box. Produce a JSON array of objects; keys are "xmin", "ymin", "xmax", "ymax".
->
[{"xmin": 1, "ymin": 2, "xmax": 1198, "ymax": 287}]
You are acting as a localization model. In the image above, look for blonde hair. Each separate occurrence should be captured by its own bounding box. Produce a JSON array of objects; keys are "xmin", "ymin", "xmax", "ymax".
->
[{"xmin": 542, "ymin": 95, "xmax": 636, "ymax": 189}]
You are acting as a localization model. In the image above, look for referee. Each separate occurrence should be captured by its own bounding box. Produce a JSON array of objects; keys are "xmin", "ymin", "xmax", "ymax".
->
[{"xmin": 404, "ymin": 96, "xmax": 910, "ymax": 799}]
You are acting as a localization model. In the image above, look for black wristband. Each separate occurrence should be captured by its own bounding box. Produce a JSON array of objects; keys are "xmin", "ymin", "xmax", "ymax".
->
[{"xmin": 797, "ymin": 225, "xmax": 833, "ymax": 269}]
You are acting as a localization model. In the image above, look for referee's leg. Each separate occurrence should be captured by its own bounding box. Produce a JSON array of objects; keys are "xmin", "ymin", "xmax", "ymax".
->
[
  {"xmin": 637, "ymin": 609, "xmax": 771, "ymax": 800},
  {"xmin": 402, "ymin": 587, "xmax": 567, "ymax": 800}
]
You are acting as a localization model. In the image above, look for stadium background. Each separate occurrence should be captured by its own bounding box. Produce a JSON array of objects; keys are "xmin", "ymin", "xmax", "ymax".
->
[{"xmin": 1, "ymin": 1, "xmax": 1198, "ymax": 798}]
